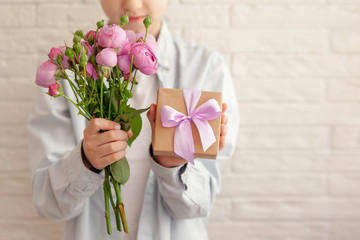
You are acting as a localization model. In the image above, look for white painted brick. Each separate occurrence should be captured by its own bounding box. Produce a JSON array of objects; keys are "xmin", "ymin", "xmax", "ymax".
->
[
  {"xmin": 184, "ymin": 29, "xmax": 326, "ymax": 53},
  {"xmin": 208, "ymin": 198, "xmax": 232, "ymax": 221},
  {"xmin": 0, "ymin": 78, "xmax": 36, "ymax": 100},
  {"xmin": 221, "ymin": 174, "xmax": 325, "ymax": 196},
  {"xmin": 0, "ymin": 148, "xmax": 30, "ymax": 172},
  {"xmin": 331, "ymin": 126, "xmax": 360, "ymax": 150},
  {"xmin": 165, "ymin": 4, "xmax": 228, "ymax": 28},
  {"xmin": 237, "ymin": 127, "xmax": 329, "ymax": 150},
  {"xmin": 330, "ymin": 30, "xmax": 360, "ymax": 53},
  {"xmin": 0, "ymin": 173, "xmax": 31, "ymax": 195},
  {"xmin": 233, "ymin": 198, "xmax": 360, "ymax": 220},
  {"xmin": 330, "ymin": 222, "xmax": 360, "ymax": 240},
  {"xmin": 233, "ymin": 54, "xmax": 360, "ymax": 77},
  {"xmin": 208, "ymin": 222, "xmax": 328, "ymax": 240},
  {"xmin": 0, "ymin": 125, "xmax": 28, "ymax": 148},
  {"xmin": 233, "ymin": 151, "xmax": 360, "ymax": 172},
  {"xmin": 0, "ymin": 4, "xmax": 36, "ymax": 27},
  {"xmin": 0, "ymin": 54, "xmax": 37, "ymax": 77},
  {"xmin": 329, "ymin": 174, "xmax": 360, "ymax": 196},
  {"xmin": 0, "ymin": 219, "xmax": 62, "ymax": 240},
  {"xmin": 0, "ymin": 28, "xmax": 73, "ymax": 54},
  {"xmin": 0, "ymin": 101, "xmax": 33, "ymax": 124},
  {"xmin": 238, "ymin": 103, "xmax": 360, "ymax": 125},
  {"xmin": 230, "ymin": 5, "xmax": 360, "ymax": 28},
  {"xmin": 235, "ymin": 77, "xmax": 324, "ymax": 102},
  {"xmin": 0, "ymin": 196, "xmax": 39, "ymax": 219},
  {"xmin": 37, "ymin": 4, "xmax": 106, "ymax": 28},
  {"xmin": 328, "ymin": 79, "xmax": 360, "ymax": 102}
]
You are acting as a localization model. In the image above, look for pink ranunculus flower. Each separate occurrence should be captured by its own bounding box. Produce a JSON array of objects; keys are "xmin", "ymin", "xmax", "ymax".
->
[
  {"xmin": 85, "ymin": 30, "xmax": 96, "ymax": 42},
  {"xmin": 125, "ymin": 30, "xmax": 136, "ymax": 44},
  {"xmin": 35, "ymin": 60, "xmax": 58, "ymax": 87},
  {"xmin": 130, "ymin": 43, "xmax": 158, "ymax": 75},
  {"xmin": 96, "ymin": 48, "xmax": 117, "ymax": 67},
  {"xmin": 59, "ymin": 46, "xmax": 70, "ymax": 69},
  {"xmin": 97, "ymin": 24, "xmax": 127, "ymax": 49},
  {"xmin": 48, "ymin": 82, "xmax": 60, "ymax": 96},
  {"xmin": 86, "ymin": 62, "xmax": 99, "ymax": 80},
  {"xmin": 81, "ymin": 41, "xmax": 94, "ymax": 59},
  {"xmin": 117, "ymin": 54, "xmax": 131, "ymax": 74},
  {"xmin": 48, "ymin": 47, "xmax": 62, "ymax": 61},
  {"xmin": 136, "ymin": 32, "xmax": 158, "ymax": 53}
]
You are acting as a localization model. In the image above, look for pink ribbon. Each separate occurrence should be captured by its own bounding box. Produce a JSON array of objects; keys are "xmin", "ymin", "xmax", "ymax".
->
[{"xmin": 160, "ymin": 89, "xmax": 221, "ymax": 165}]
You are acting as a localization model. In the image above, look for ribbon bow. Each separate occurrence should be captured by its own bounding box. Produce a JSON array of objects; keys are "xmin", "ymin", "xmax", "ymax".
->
[{"xmin": 160, "ymin": 89, "xmax": 221, "ymax": 165}]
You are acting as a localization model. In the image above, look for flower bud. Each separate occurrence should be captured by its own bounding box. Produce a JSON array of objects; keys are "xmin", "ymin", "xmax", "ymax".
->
[
  {"xmin": 79, "ymin": 52, "xmax": 88, "ymax": 68},
  {"xmin": 75, "ymin": 30, "xmax": 85, "ymax": 39},
  {"xmin": 65, "ymin": 47, "xmax": 75, "ymax": 60},
  {"xmin": 56, "ymin": 54, "xmax": 62, "ymax": 65},
  {"xmin": 73, "ymin": 42, "xmax": 82, "ymax": 55},
  {"xmin": 143, "ymin": 14, "xmax": 152, "ymax": 29},
  {"xmin": 73, "ymin": 34, "xmax": 82, "ymax": 44},
  {"xmin": 120, "ymin": 13, "xmax": 129, "ymax": 27},
  {"xmin": 48, "ymin": 82, "xmax": 62, "ymax": 96},
  {"xmin": 97, "ymin": 20, "xmax": 105, "ymax": 29}
]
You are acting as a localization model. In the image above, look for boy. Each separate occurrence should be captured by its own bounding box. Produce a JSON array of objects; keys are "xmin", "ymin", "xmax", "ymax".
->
[{"xmin": 27, "ymin": 0, "xmax": 239, "ymax": 239}]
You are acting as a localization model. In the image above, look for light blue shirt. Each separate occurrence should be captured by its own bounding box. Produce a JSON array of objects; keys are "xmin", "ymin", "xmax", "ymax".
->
[{"xmin": 27, "ymin": 22, "xmax": 239, "ymax": 240}]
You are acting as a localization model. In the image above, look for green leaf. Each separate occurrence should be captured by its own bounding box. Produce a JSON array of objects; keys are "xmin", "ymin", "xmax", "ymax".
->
[
  {"xmin": 128, "ymin": 113, "xmax": 142, "ymax": 147},
  {"xmin": 110, "ymin": 157, "xmax": 130, "ymax": 185},
  {"xmin": 114, "ymin": 107, "xmax": 149, "ymax": 123}
]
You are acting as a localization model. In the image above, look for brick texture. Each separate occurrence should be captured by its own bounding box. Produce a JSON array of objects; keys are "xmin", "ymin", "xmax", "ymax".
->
[{"xmin": 0, "ymin": 0, "xmax": 359, "ymax": 240}]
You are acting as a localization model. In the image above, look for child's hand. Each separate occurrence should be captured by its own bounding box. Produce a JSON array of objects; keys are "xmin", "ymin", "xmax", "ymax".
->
[
  {"xmin": 82, "ymin": 118, "xmax": 133, "ymax": 171},
  {"xmin": 147, "ymin": 103, "xmax": 228, "ymax": 168}
]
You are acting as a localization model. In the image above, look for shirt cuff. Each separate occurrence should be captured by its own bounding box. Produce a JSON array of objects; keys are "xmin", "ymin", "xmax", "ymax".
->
[
  {"xmin": 148, "ymin": 144, "xmax": 188, "ymax": 188},
  {"xmin": 63, "ymin": 141, "xmax": 104, "ymax": 193}
]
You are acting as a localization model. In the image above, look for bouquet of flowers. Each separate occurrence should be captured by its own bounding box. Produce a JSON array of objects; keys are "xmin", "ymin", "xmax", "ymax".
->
[{"xmin": 35, "ymin": 14, "xmax": 158, "ymax": 235}]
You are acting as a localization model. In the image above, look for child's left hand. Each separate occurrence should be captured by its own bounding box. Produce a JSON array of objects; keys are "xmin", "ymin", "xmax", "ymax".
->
[{"xmin": 147, "ymin": 102, "xmax": 228, "ymax": 168}]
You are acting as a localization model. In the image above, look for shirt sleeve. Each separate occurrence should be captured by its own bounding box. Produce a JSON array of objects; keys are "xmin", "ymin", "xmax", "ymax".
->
[
  {"xmin": 150, "ymin": 50, "xmax": 240, "ymax": 219},
  {"xmin": 27, "ymin": 87, "xmax": 103, "ymax": 221}
]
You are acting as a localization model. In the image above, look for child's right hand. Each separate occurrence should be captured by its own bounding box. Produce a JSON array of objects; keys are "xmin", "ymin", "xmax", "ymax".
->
[{"xmin": 82, "ymin": 118, "xmax": 133, "ymax": 171}]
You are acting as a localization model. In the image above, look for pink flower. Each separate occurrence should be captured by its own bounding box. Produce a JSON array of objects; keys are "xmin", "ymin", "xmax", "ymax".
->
[
  {"xmin": 48, "ymin": 47, "xmax": 62, "ymax": 61},
  {"xmin": 96, "ymin": 48, "xmax": 117, "ymax": 67},
  {"xmin": 97, "ymin": 24, "xmax": 127, "ymax": 49},
  {"xmin": 136, "ymin": 33, "xmax": 158, "ymax": 53},
  {"xmin": 86, "ymin": 62, "xmax": 99, "ymax": 80},
  {"xmin": 85, "ymin": 30, "xmax": 96, "ymax": 42},
  {"xmin": 130, "ymin": 43, "xmax": 158, "ymax": 75},
  {"xmin": 48, "ymin": 82, "xmax": 60, "ymax": 96},
  {"xmin": 81, "ymin": 41, "xmax": 94, "ymax": 58},
  {"xmin": 117, "ymin": 54, "xmax": 131, "ymax": 74},
  {"xmin": 35, "ymin": 60, "xmax": 58, "ymax": 88},
  {"xmin": 59, "ymin": 46, "xmax": 70, "ymax": 69},
  {"xmin": 125, "ymin": 30, "xmax": 136, "ymax": 44}
]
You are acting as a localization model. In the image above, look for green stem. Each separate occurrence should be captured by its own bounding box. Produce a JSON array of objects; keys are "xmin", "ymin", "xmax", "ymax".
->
[
  {"xmin": 60, "ymin": 94, "xmax": 91, "ymax": 121},
  {"xmin": 129, "ymin": 70, "xmax": 138, "ymax": 94},
  {"xmin": 112, "ymin": 179, "xmax": 129, "ymax": 234},
  {"xmin": 109, "ymin": 175, "xmax": 122, "ymax": 231},
  {"xmin": 104, "ymin": 169, "xmax": 111, "ymax": 235},
  {"xmin": 100, "ymin": 75, "xmax": 104, "ymax": 118},
  {"xmin": 83, "ymin": 68, "xmax": 87, "ymax": 99},
  {"xmin": 125, "ymin": 55, "xmax": 134, "ymax": 91},
  {"xmin": 108, "ymin": 81, "xmax": 114, "ymax": 120}
]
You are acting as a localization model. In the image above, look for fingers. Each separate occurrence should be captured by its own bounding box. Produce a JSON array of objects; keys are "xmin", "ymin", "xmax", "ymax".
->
[
  {"xmin": 222, "ymin": 102, "xmax": 227, "ymax": 112},
  {"xmin": 219, "ymin": 136, "xmax": 225, "ymax": 151},
  {"xmin": 84, "ymin": 118, "xmax": 120, "ymax": 135},
  {"xmin": 95, "ymin": 129, "xmax": 130, "ymax": 147},
  {"xmin": 147, "ymin": 104, "xmax": 157, "ymax": 131}
]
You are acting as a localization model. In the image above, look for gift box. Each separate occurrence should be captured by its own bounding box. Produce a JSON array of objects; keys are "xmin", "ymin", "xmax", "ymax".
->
[{"xmin": 153, "ymin": 88, "xmax": 222, "ymax": 163}]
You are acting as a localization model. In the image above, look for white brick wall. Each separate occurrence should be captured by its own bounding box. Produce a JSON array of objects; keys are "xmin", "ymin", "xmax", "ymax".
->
[{"xmin": 1, "ymin": 0, "xmax": 359, "ymax": 239}]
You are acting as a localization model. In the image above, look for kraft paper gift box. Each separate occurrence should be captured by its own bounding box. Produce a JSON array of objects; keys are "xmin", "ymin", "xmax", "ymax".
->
[{"xmin": 152, "ymin": 88, "xmax": 222, "ymax": 162}]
